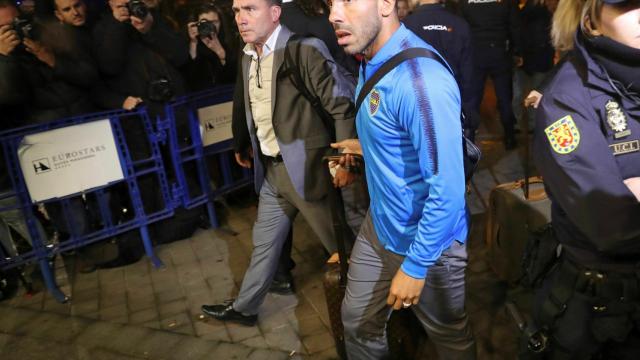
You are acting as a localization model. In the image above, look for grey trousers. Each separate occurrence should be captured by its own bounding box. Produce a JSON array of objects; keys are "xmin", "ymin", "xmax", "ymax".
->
[
  {"xmin": 342, "ymin": 214, "xmax": 476, "ymax": 359},
  {"xmin": 233, "ymin": 161, "xmax": 338, "ymax": 315}
]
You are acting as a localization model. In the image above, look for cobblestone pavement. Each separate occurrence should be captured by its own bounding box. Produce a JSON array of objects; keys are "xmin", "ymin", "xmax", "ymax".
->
[{"xmin": 1, "ymin": 84, "xmax": 537, "ymax": 359}]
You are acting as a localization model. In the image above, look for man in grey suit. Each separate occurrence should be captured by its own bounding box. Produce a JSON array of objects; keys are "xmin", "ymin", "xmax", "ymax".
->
[{"xmin": 202, "ymin": 0, "xmax": 356, "ymax": 326}]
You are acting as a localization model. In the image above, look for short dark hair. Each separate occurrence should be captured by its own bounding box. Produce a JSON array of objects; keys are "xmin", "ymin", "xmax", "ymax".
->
[
  {"xmin": 0, "ymin": 0, "xmax": 17, "ymax": 9},
  {"xmin": 268, "ymin": 0, "xmax": 283, "ymax": 6}
]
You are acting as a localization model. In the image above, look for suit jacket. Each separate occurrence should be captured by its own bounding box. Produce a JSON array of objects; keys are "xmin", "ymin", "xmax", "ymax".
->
[{"xmin": 241, "ymin": 25, "xmax": 356, "ymax": 201}]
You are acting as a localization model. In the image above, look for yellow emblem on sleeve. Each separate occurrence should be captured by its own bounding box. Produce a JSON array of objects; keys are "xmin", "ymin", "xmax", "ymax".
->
[{"xmin": 544, "ymin": 115, "xmax": 580, "ymax": 154}]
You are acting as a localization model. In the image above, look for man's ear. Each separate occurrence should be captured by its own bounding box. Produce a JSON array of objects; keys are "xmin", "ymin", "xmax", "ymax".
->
[
  {"xmin": 54, "ymin": 9, "xmax": 63, "ymax": 22},
  {"xmin": 271, "ymin": 4, "xmax": 282, "ymax": 23},
  {"xmin": 380, "ymin": 0, "xmax": 396, "ymax": 17}
]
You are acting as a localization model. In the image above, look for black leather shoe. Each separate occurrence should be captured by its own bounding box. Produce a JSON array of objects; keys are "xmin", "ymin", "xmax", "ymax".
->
[
  {"xmin": 201, "ymin": 301, "xmax": 257, "ymax": 326},
  {"xmin": 269, "ymin": 278, "xmax": 295, "ymax": 295}
]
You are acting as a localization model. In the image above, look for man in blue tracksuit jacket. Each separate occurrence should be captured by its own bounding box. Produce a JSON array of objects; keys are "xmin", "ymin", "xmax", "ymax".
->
[{"xmin": 329, "ymin": 1, "xmax": 476, "ymax": 358}]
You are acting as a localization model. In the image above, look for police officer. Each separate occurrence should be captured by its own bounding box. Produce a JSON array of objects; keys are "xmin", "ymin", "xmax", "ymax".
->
[
  {"xmin": 529, "ymin": 0, "xmax": 640, "ymax": 357},
  {"xmin": 459, "ymin": 0, "xmax": 521, "ymax": 149},
  {"xmin": 403, "ymin": 0, "xmax": 474, "ymax": 140}
]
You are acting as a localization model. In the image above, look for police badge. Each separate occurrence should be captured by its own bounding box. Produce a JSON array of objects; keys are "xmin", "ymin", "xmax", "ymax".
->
[{"xmin": 605, "ymin": 100, "xmax": 631, "ymax": 139}]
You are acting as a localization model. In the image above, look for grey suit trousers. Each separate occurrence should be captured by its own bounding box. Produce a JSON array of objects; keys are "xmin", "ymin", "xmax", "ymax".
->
[
  {"xmin": 342, "ymin": 214, "xmax": 476, "ymax": 359},
  {"xmin": 233, "ymin": 160, "xmax": 338, "ymax": 315}
]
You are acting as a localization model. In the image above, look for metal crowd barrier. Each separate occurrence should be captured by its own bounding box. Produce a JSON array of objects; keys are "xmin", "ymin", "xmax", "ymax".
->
[
  {"xmin": 0, "ymin": 108, "xmax": 173, "ymax": 302},
  {"xmin": 0, "ymin": 86, "xmax": 252, "ymax": 303},
  {"xmin": 161, "ymin": 85, "xmax": 251, "ymax": 228}
]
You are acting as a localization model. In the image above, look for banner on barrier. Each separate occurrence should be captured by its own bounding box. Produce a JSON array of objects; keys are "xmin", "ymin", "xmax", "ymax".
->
[
  {"xmin": 198, "ymin": 101, "xmax": 233, "ymax": 146},
  {"xmin": 17, "ymin": 120, "xmax": 124, "ymax": 203}
]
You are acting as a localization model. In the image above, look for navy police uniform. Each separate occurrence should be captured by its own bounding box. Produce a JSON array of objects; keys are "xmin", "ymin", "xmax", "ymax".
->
[
  {"xmin": 403, "ymin": 3, "xmax": 474, "ymax": 137},
  {"xmin": 531, "ymin": 31, "xmax": 640, "ymax": 358},
  {"xmin": 459, "ymin": 0, "xmax": 521, "ymax": 145}
]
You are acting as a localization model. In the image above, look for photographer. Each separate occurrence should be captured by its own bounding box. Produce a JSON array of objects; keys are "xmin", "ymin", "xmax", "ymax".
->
[
  {"xmin": 183, "ymin": 3, "xmax": 236, "ymax": 92},
  {"xmin": 0, "ymin": 0, "xmax": 97, "ymax": 124},
  {"xmin": 92, "ymin": 0, "xmax": 187, "ymax": 111}
]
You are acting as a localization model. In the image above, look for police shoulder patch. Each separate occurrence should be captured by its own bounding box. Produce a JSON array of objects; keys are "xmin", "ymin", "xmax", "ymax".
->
[
  {"xmin": 544, "ymin": 115, "xmax": 580, "ymax": 154},
  {"xmin": 369, "ymin": 89, "xmax": 380, "ymax": 116}
]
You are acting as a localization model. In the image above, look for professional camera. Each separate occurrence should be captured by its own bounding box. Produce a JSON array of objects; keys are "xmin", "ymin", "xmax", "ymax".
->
[
  {"xmin": 127, "ymin": 0, "xmax": 149, "ymax": 19},
  {"xmin": 148, "ymin": 77, "xmax": 174, "ymax": 103},
  {"xmin": 196, "ymin": 19, "xmax": 216, "ymax": 38},
  {"xmin": 11, "ymin": 17, "xmax": 32, "ymax": 40}
]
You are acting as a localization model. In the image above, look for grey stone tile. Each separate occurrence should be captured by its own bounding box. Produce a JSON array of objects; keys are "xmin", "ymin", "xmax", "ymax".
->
[
  {"xmin": 129, "ymin": 308, "xmax": 159, "ymax": 325},
  {"xmin": 75, "ymin": 322, "xmax": 125, "ymax": 348},
  {"xmin": 168, "ymin": 337, "xmax": 218, "ymax": 360},
  {"xmin": 98, "ymin": 268, "xmax": 125, "ymax": 285},
  {"xmin": 263, "ymin": 324, "xmax": 303, "ymax": 353},
  {"xmin": 159, "ymin": 299, "xmax": 187, "ymax": 317},
  {"xmin": 293, "ymin": 315, "xmax": 329, "ymax": 337},
  {"xmin": 246, "ymin": 348, "xmax": 289, "ymax": 360},
  {"xmin": 241, "ymin": 335, "xmax": 270, "ymax": 349},
  {"xmin": 71, "ymin": 300, "xmax": 99, "ymax": 316},
  {"xmin": 126, "ymin": 293, "xmax": 156, "ymax": 313},
  {"xmin": 301, "ymin": 332, "xmax": 334, "ymax": 354},
  {"xmin": 226, "ymin": 322, "xmax": 262, "ymax": 342},
  {"xmin": 208, "ymin": 341, "xmax": 253, "ymax": 360},
  {"xmin": 309, "ymin": 346, "xmax": 339, "ymax": 360},
  {"xmin": 99, "ymin": 304, "xmax": 128, "ymax": 321},
  {"xmin": 156, "ymin": 288, "xmax": 185, "ymax": 304},
  {"xmin": 168, "ymin": 242, "xmax": 198, "ymax": 266},
  {"xmin": 161, "ymin": 311, "xmax": 193, "ymax": 331},
  {"xmin": 0, "ymin": 306, "xmax": 41, "ymax": 333},
  {"xmin": 71, "ymin": 287, "xmax": 100, "ymax": 303},
  {"xmin": 195, "ymin": 321, "xmax": 231, "ymax": 342},
  {"xmin": 100, "ymin": 291, "xmax": 127, "ymax": 308},
  {"xmin": 129, "ymin": 330, "xmax": 184, "ymax": 359}
]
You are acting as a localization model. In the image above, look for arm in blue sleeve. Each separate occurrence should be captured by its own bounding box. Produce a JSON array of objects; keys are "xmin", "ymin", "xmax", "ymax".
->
[{"xmin": 396, "ymin": 60, "xmax": 467, "ymax": 279}]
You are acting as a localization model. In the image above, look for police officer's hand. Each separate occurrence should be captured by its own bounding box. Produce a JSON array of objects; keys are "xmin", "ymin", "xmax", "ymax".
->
[
  {"xmin": 23, "ymin": 38, "xmax": 55, "ymax": 67},
  {"xmin": 234, "ymin": 149, "xmax": 253, "ymax": 169},
  {"xmin": 333, "ymin": 167, "xmax": 355, "ymax": 188},
  {"xmin": 131, "ymin": 12, "xmax": 153, "ymax": 34},
  {"xmin": 0, "ymin": 25, "xmax": 20, "ymax": 56},
  {"xmin": 624, "ymin": 177, "xmax": 640, "ymax": 202},
  {"xmin": 387, "ymin": 268, "xmax": 425, "ymax": 310}
]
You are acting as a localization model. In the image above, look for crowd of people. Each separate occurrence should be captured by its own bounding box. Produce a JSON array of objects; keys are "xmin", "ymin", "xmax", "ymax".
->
[{"xmin": 1, "ymin": 0, "xmax": 639, "ymax": 359}]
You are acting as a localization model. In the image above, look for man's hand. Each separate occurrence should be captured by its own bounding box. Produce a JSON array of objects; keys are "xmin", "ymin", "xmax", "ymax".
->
[
  {"xmin": 524, "ymin": 90, "xmax": 543, "ymax": 109},
  {"xmin": 0, "ymin": 25, "xmax": 20, "ymax": 56},
  {"xmin": 331, "ymin": 139, "xmax": 362, "ymax": 156},
  {"xmin": 333, "ymin": 167, "xmax": 356, "ymax": 188},
  {"xmin": 122, "ymin": 96, "xmax": 143, "ymax": 110},
  {"xmin": 234, "ymin": 149, "xmax": 253, "ymax": 168},
  {"xmin": 386, "ymin": 268, "xmax": 425, "ymax": 310},
  {"xmin": 514, "ymin": 56, "xmax": 524, "ymax": 67},
  {"xmin": 131, "ymin": 13, "xmax": 153, "ymax": 34},
  {"xmin": 23, "ymin": 39, "xmax": 55, "ymax": 67},
  {"xmin": 624, "ymin": 177, "xmax": 640, "ymax": 202}
]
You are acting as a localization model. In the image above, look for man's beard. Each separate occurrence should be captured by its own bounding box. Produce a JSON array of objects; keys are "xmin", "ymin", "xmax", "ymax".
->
[{"xmin": 343, "ymin": 17, "xmax": 381, "ymax": 56}]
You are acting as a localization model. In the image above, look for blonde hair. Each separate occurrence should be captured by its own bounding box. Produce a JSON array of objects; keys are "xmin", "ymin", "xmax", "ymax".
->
[{"xmin": 551, "ymin": 0, "xmax": 604, "ymax": 51}]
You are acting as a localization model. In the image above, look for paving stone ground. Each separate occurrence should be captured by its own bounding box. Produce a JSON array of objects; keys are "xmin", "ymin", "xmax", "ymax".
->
[{"xmin": 1, "ymin": 86, "xmax": 537, "ymax": 359}]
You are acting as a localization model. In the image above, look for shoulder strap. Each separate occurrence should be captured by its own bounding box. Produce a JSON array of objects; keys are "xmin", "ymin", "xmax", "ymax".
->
[
  {"xmin": 355, "ymin": 47, "xmax": 454, "ymax": 112},
  {"xmin": 283, "ymin": 34, "xmax": 337, "ymax": 141}
]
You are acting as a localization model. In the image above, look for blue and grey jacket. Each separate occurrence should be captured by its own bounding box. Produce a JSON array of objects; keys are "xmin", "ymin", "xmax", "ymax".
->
[{"xmin": 356, "ymin": 24, "xmax": 469, "ymax": 279}]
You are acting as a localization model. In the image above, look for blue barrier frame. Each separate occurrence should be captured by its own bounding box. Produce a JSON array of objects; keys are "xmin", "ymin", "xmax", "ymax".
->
[
  {"xmin": 161, "ymin": 86, "xmax": 252, "ymax": 228},
  {"xmin": 0, "ymin": 108, "xmax": 173, "ymax": 302}
]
